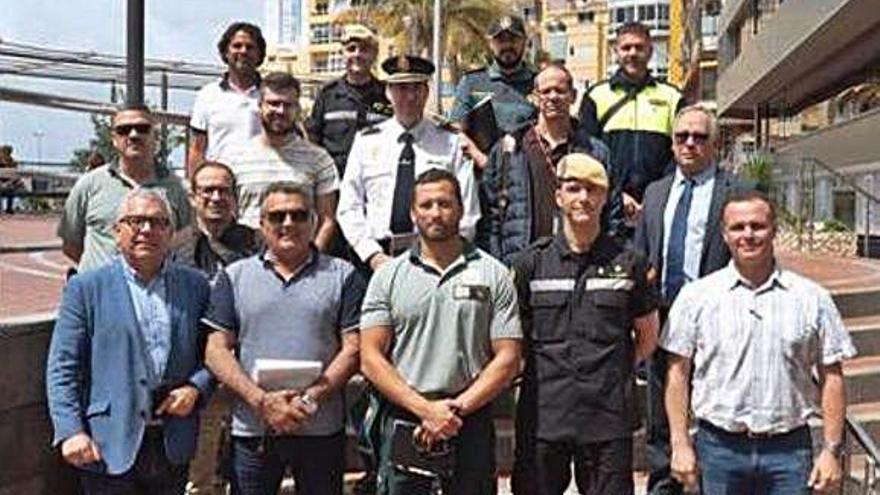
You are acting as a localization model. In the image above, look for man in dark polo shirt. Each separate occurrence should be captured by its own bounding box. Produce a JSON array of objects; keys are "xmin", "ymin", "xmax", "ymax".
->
[
  {"xmin": 175, "ymin": 161, "xmax": 258, "ymax": 279},
  {"xmin": 203, "ymin": 181, "xmax": 366, "ymax": 495},
  {"xmin": 510, "ymin": 153, "xmax": 660, "ymax": 495}
]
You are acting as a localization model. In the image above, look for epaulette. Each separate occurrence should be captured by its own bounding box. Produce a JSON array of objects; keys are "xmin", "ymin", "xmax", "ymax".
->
[
  {"xmin": 527, "ymin": 236, "xmax": 555, "ymax": 251},
  {"xmin": 359, "ymin": 125, "xmax": 382, "ymax": 136},
  {"xmin": 462, "ymin": 66, "xmax": 488, "ymax": 76},
  {"xmin": 427, "ymin": 113, "xmax": 458, "ymax": 133}
]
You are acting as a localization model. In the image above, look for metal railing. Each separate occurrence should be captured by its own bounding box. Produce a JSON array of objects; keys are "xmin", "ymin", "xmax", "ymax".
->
[{"xmin": 772, "ymin": 153, "xmax": 880, "ymax": 258}]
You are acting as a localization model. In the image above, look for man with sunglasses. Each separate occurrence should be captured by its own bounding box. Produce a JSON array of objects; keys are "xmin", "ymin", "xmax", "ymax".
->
[
  {"xmin": 58, "ymin": 105, "xmax": 191, "ymax": 273},
  {"xmin": 203, "ymin": 181, "xmax": 365, "ymax": 495},
  {"xmin": 48, "ymin": 189, "xmax": 212, "ymax": 495},
  {"xmin": 634, "ymin": 104, "xmax": 754, "ymax": 495}
]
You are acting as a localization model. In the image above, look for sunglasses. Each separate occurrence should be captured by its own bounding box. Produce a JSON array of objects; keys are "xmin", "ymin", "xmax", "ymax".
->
[
  {"xmin": 119, "ymin": 215, "xmax": 171, "ymax": 230},
  {"xmin": 673, "ymin": 131, "xmax": 710, "ymax": 145},
  {"xmin": 113, "ymin": 124, "xmax": 153, "ymax": 136},
  {"xmin": 264, "ymin": 209, "xmax": 311, "ymax": 225}
]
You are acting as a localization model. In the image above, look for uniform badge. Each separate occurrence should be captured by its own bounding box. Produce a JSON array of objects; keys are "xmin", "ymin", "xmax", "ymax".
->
[
  {"xmin": 649, "ymin": 98, "xmax": 669, "ymax": 107},
  {"xmin": 398, "ymin": 55, "xmax": 410, "ymax": 72},
  {"xmin": 500, "ymin": 16, "xmax": 512, "ymax": 30}
]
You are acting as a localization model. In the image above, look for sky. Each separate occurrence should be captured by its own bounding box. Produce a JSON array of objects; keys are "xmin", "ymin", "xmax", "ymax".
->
[{"xmin": 0, "ymin": 0, "xmax": 263, "ymax": 167}]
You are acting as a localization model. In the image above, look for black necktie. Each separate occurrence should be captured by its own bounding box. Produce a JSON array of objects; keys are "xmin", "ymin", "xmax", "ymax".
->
[
  {"xmin": 664, "ymin": 178, "xmax": 695, "ymax": 303},
  {"xmin": 389, "ymin": 132, "xmax": 416, "ymax": 234}
]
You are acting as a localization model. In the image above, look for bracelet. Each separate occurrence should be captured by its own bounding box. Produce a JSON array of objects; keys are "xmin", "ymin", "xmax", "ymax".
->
[{"xmin": 823, "ymin": 441, "xmax": 843, "ymax": 457}]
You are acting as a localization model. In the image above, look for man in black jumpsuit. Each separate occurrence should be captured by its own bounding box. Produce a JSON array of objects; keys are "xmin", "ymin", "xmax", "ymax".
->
[{"xmin": 511, "ymin": 153, "xmax": 660, "ymax": 495}]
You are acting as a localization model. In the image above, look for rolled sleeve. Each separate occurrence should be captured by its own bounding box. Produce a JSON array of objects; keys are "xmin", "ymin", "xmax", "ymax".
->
[
  {"xmin": 660, "ymin": 284, "xmax": 698, "ymax": 358},
  {"xmin": 817, "ymin": 290, "xmax": 857, "ymax": 365},
  {"xmin": 339, "ymin": 268, "xmax": 367, "ymax": 333},
  {"xmin": 489, "ymin": 269, "xmax": 523, "ymax": 340},
  {"xmin": 201, "ymin": 269, "xmax": 238, "ymax": 333},
  {"xmin": 359, "ymin": 264, "xmax": 394, "ymax": 329}
]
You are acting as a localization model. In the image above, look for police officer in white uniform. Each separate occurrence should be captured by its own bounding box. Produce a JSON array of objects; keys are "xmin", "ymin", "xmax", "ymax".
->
[{"xmin": 338, "ymin": 55, "xmax": 481, "ymax": 272}]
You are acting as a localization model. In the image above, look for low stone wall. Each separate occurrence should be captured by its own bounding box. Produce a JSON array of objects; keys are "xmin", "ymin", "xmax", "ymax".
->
[
  {"xmin": 0, "ymin": 313, "xmax": 78, "ymax": 495},
  {"xmin": 776, "ymin": 230, "xmax": 858, "ymax": 257}
]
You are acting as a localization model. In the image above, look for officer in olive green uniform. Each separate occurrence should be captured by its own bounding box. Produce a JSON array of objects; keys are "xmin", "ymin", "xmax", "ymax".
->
[{"xmin": 449, "ymin": 15, "xmax": 537, "ymax": 134}]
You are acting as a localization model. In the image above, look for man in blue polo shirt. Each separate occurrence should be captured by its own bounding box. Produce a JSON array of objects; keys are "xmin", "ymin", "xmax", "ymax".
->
[{"xmin": 203, "ymin": 181, "xmax": 366, "ymax": 495}]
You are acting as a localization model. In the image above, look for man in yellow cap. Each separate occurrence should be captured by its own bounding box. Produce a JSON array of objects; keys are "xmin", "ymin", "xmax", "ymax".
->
[
  {"xmin": 510, "ymin": 153, "xmax": 660, "ymax": 494},
  {"xmin": 338, "ymin": 55, "xmax": 480, "ymax": 273}
]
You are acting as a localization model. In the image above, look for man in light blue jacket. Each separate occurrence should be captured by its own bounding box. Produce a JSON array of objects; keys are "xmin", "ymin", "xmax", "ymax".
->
[{"xmin": 47, "ymin": 188, "xmax": 212, "ymax": 494}]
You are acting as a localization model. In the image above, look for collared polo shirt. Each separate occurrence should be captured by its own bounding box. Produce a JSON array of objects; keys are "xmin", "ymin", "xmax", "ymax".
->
[
  {"xmin": 360, "ymin": 242, "xmax": 522, "ymax": 396},
  {"xmin": 57, "ymin": 162, "xmax": 191, "ymax": 272},
  {"xmin": 202, "ymin": 250, "xmax": 366, "ymax": 437},
  {"xmin": 511, "ymin": 233, "xmax": 658, "ymax": 443},
  {"xmin": 190, "ymin": 75, "xmax": 262, "ymax": 161},
  {"xmin": 661, "ymin": 262, "xmax": 857, "ymax": 434}
]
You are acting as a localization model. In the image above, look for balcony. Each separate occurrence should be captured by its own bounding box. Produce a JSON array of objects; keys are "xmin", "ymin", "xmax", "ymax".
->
[
  {"xmin": 775, "ymin": 107, "xmax": 880, "ymax": 172},
  {"xmin": 716, "ymin": 0, "xmax": 880, "ymax": 117}
]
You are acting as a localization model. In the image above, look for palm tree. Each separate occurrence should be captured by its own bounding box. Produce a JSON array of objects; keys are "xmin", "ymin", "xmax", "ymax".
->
[{"xmin": 334, "ymin": 0, "xmax": 515, "ymax": 82}]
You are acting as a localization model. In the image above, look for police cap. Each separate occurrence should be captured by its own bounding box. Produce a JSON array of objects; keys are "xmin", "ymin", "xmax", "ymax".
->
[
  {"xmin": 381, "ymin": 55, "xmax": 435, "ymax": 84},
  {"xmin": 342, "ymin": 24, "xmax": 377, "ymax": 46}
]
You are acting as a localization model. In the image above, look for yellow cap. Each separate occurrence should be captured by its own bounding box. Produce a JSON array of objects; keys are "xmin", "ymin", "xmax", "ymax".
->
[
  {"xmin": 342, "ymin": 24, "xmax": 377, "ymax": 45},
  {"xmin": 556, "ymin": 153, "xmax": 609, "ymax": 189}
]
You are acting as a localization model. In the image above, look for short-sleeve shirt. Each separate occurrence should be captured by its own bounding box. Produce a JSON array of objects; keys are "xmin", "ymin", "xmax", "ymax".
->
[
  {"xmin": 220, "ymin": 135, "xmax": 339, "ymax": 228},
  {"xmin": 190, "ymin": 77, "xmax": 261, "ymax": 161},
  {"xmin": 660, "ymin": 262, "xmax": 858, "ymax": 434},
  {"xmin": 360, "ymin": 242, "xmax": 522, "ymax": 396},
  {"xmin": 57, "ymin": 163, "xmax": 191, "ymax": 272},
  {"xmin": 511, "ymin": 233, "xmax": 658, "ymax": 443},
  {"xmin": 202, "ymin": 250, "xmax": 365, "ymax": 437}
]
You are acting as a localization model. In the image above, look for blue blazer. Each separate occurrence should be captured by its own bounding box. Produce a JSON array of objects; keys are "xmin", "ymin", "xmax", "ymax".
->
[{"xmin": 46, "ymin": 258, "xmax": 212, "ymax": 475}]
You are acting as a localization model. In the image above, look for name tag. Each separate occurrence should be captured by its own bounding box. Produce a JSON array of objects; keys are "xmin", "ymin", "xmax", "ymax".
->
[{"xmin": 453, "ymin": 284, "xmax": 490, "ymax": 301}]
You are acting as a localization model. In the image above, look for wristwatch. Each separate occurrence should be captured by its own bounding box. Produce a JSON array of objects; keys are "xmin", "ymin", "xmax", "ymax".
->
[{"xmin": 299, "ymin": 393, "xmax": 319, "ymax": 414}]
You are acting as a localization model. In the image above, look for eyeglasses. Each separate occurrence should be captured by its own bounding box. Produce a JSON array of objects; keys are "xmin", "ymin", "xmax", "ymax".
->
[
  {"xmin": 195, "ymin": 186, "xmax": 234, "ymax": 198},
  {"xmin": 673, "ymin": 131, "xmax": 710, "ymax": 145},
  {"xmin": 113, "ymin": 124, "xmax": 153, "ymax": 136},
  {"xmin": 263, "ymin": 209, "xmax": 311, "ymax": 226},
  {"xmin": 119, "ymin": 215, "xmax": 171, "ymax": 230}
]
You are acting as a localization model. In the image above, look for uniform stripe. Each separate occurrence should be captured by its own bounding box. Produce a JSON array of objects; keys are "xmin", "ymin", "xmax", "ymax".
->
[
  {"xmin": 584, "ymin": 278, "xmax": 634, "ymax": 291},
  {"xmin": 325, "ymin": 110, "xmax": 358, "ymax": 121},
  {"xmin": 366, "ymin": 112, "xmax": 388, "ymax": 122},
  {"xmin": 529, "ymin": 279, "xmax": 575, "ymax": 292}
]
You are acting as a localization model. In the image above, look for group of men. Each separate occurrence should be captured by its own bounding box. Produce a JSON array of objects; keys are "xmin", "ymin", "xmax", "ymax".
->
[{"xmin": 45, "ymin": 13, "xmax": 855, "ymax": 495}]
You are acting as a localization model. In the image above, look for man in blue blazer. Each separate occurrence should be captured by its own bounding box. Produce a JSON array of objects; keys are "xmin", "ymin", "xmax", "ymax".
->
[
  {"xmin": 634, "ymin": 104, "xmax": 754, "ymax": 495},
  {"xmin": 47, "ymin": 188, "xmax": 212, "ymax": 494}
]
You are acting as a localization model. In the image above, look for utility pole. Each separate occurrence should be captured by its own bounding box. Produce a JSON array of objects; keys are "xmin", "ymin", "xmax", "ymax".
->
[
  {"xmin": 126, "ymin": 0, "xmax": 145, "ymax": 106},
  {"xmin": 432, "ymin": 0, "xmax": 443, "ymax": 114}
]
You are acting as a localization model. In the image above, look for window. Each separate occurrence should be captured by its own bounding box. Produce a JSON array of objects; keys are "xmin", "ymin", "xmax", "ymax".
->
[
  {"xmin": 314, "ymin": 1, "xmax": 329, "ymax": 15},
  {"xmin": 577, "ymin": 11, "xmax": 594, "ymax": 23},
  {"xmin": 615, "ymin": 8, "xmax": 625, "ymax": 23},
  {"xmin": 311, "ymin": 23, "xmax": 330, "ymax": 44},
  {"xmin": 646, "ymin": 5, "xmax": 656, "ymax": 21},
  {"xmin": 659, "ymin": 5, "xmax": 670, "ymax": 20},
  {"xmin": 625, "ymin": 7, "xmax": 635, "ymax": 22},
  {"xmin": 638, "ymin": 5, "xmax": 647, "ymax": 20}
]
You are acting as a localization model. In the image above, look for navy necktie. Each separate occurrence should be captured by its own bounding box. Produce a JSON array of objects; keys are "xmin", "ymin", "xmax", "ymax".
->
[
  {"xmin": 665, "ymin": 178, "xmax": 695, "ymax": 303},
  {"xmin": 389, "ymin": 132, "xmax": 415, "ymax": 234}
]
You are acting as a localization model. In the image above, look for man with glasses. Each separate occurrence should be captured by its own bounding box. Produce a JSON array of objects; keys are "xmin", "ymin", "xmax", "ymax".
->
[
  {"xmin": 221, "ymin": 72, "xmax": 339, "ymax": 252},
  {"xmin": 306, "ymin": 24, "xmax": 392, "ymax": 177},
  {"xmin": 47, "ymin": 189, "xmax": 212, "ymax": 495},
  {"xmin": 58, "ymin": 105, "xmax": 191, "ymax": 272},
  {"xmin": 175, "ymin": 160, "xmax": 258, "ymax": 279},
  {"xmin": 634, "ymin": 104, "xmax": 753, "ymax": 495},
  {"xmin": 188, "ymin": 22, "xmax": 266, "ymax": 175},
  {"xmin": 204, "ymin": 181, "xmax": 365, "ymax": 495}
]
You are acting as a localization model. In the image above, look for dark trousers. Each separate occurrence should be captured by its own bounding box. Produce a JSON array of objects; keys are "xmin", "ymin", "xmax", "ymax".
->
[
  {"xmin": 230, "ymin": 432, "xmax": 345, "ymax": 495},
  {"xmin": 377, "ymin": 405, "xmax": 496, "ymax": 495},
  {"xmin": 696, "ymin": 422, "xmax": 812, "ymax": 495},
  {"xmin": 516, "ymin": 436, "xmax": 634, "ymax": 495},
  {"xmin": 79, "ymin": 427, "xmax": 188, "ymax": 495},
  {"xmin": 646, "ymin": 347, "xmax": 685, "ymax": 495}
]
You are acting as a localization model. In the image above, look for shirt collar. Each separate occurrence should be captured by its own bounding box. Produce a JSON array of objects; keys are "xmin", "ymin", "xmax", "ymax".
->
[
  {"xmin": 389, "ymin": 117, "xmax": 429, "ymax": 141},
  {"xmin": 259, "ymin": 246, "xmax": 317, "ymax": 282},
  {"xmin": 107, "ymin": 160, "xmax": 170, "ymax": 185},
  {"xmin": 674, "ymin": 164, "xmax": 717, "ymax": 187},
  {"xmin": 407, "ymin": 238, "xmax": 480, "ymax": 274},
  {"xmin": 724, "ymin": 260, "xmax": 788, "ymax": 292},
  {"xmin": 119, "ymin": 254, "xmax": 169, "ymax": 288},
  {"xmin": 610, "ymin": 69, "xmax": 656, "ymax": 91},
  {"xmin": 488, "ymin": 60, "xmax": 531, "ymax": 82},
  {"xmin": 218, "ymin": 71, "xmax": 262, "ymax": 92},
  {"xmin": 551, "ymin": 230, "xmax": 614, "ymax": 262}
]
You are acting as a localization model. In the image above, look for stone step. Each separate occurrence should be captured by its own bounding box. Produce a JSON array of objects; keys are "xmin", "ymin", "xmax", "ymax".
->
[
  {"xmin": 847, "ymin": 315, "xmax": 880, "ymax": 357},
  {"xmin": 844, "ymin": 356, "xmax": 880, "ymax": 404},
  {"xmin": 849, "ymin": 401, "xmax": 880, "ymax": 447},
  {"xmin": 833, "ymin": 287, "xmax": 880, "ymax": 319}
]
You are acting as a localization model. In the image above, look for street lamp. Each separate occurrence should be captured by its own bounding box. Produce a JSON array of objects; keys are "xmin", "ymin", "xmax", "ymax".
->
[{"xmin": 32, "ymin": 130, "xmax": 45, "ymax": 164}]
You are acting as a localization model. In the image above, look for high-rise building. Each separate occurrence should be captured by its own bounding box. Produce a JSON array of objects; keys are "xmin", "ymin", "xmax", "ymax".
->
[{"xmin": 264, "ymin": 0, "xmax": 308, "ymax": 49}]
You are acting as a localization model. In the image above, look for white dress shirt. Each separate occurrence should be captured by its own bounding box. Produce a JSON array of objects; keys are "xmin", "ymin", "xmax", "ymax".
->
[{"xmin": 337, "ymin": 117, "xmax": 481, "ymax": 262}]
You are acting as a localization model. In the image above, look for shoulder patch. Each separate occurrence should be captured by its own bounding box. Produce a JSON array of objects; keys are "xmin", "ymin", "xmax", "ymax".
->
[{"xmin": 359, "ymin": 125, "xmax": 382, "ymax": 136}]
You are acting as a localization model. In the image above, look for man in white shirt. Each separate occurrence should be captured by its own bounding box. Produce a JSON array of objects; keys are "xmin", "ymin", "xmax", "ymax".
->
[{"xmin": 337, "ymin": 55, "xmax": 480, "ymax": 272}]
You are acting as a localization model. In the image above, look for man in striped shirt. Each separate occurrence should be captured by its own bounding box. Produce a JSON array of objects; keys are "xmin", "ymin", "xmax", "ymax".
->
[
  {"xmin": 221, "ymin": 72, "xmax": 339, "ymax": 251},
  {"xmin": 662, "ymin": 190, "xmax": 857, "ymax": 494}
]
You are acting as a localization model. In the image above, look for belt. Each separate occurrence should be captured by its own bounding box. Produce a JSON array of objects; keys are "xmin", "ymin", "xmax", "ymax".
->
[{"xmin": 698, "ymin": 420, "xmax": 807, "ymax": 440}]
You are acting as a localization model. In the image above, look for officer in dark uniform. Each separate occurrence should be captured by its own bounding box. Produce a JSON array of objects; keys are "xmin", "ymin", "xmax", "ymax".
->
[
  {"xmin": 306, "ymin": 24, "xmax": 393, "ymax": 176},
  {"xmin": 449, "ymin": 14, "xmax": 537, "ymax": 137},
  {"xmin": 510, "ymin": 153, "xmax": 660, "ymax": 495}
]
